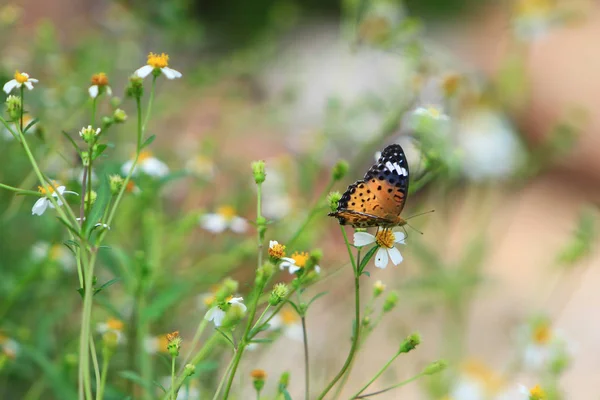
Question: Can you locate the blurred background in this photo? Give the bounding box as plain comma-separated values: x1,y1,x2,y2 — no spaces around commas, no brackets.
0,0,599,398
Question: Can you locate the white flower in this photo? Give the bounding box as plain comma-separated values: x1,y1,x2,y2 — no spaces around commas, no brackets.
279,251,318,274
134,52,182,80
412,105,450,121
271,308,304,342
204,297,247,327
79,125,101,138
0,335,20,359
199,206,248,234
121,151,169,178
32,182,78,216
30,242,76,272
353,230,405,269
450,360,512,400
88,73,112,98
3,71,38,93
96,318,126,344
516,318,571,371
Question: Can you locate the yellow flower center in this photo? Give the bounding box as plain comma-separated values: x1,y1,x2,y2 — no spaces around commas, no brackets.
147,52,169,69
38,181,59,195
217,206,237,220
290,251,310,268
463,360,504,395
158,335,170,353
280,309,300,325
375,230,395,248
138,150,152,162
49,244,62,261
14,71,28,83
427,107,441,118
268,243,286,259
203,295,216,307
532,323,552,345
91,72,109,86
106,318,124,331
529,385,546,399
374,280,386,291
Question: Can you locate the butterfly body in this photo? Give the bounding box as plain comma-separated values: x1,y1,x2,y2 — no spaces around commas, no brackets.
329,144,409,228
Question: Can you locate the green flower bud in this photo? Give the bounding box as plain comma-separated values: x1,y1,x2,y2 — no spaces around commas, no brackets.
398,333,421,354
269,283,289,306
101,116,113,130
332,160,349,181
184,363,196,376
81,152,90,167
373,280,386,297
79,125,101,144
84,190,97,211
113,108,128,123
422,359,447,375
278,371,290,392
126,76,144,99
327,191,342,212
109,174,124,195
251,369,267,393
102,331,119,354
5,95,21,120
166,331,182,357
251,160,266,184
383,291,399,313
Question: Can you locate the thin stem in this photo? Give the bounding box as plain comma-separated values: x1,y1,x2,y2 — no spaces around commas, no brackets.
287,179,335,247
96,354,110,400
80,167,88,225
170,356,176,400
316,232,361,400
0,182,41,196
252,304,271,330
301,316,310,400
211,356,235,400
141,76,157,140
352,352,400,398
256,182,263,268
79,250,96,400
354,373,425,399
179,318,208,371
89,336,101,397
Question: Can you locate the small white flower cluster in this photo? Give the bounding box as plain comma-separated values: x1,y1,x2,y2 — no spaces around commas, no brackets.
353,230,406,269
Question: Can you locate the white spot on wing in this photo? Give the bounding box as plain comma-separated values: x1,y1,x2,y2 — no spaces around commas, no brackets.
400,167,408,176
385,161,395,172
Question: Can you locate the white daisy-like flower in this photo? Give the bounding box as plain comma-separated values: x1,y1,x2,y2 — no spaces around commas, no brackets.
199,206,248,234
96,318,126,344
3,71,38,93
134,52,182,80
516,317,571,372
0,334,20,359
412,105,450,121
450,359,512,400
279,251,320,274
30,242,76,272
204,296,247,327
121,151,170,178
143,334,169,355
353,230,405,269
32,181,78,216
88,73,112,98
270,307,304,342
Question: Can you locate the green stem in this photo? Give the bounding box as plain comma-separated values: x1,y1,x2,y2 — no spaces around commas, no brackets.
79,250,96,400
89,336,101,396
352,352,400,398
96,350,111,400
211,356,235,400
170,355,176,400
180,318,208,371
252,305,271,330
301,316,310,400
287,179,335,247
316,231,361,400
354,373,425,399
141,76,157,141
0,182,41,196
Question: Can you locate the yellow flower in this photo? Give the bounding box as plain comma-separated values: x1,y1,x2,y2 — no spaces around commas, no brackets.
3,70,38,93
134,52,182,80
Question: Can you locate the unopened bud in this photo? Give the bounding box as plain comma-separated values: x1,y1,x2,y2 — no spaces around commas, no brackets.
251,160,266,184
383,291,399,312
327,191,342,212
269,283,289,306
422,359,447,375
398,333,421,354
332,160,349,181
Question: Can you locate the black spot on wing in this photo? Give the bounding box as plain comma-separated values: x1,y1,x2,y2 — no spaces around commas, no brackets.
363,144,409,201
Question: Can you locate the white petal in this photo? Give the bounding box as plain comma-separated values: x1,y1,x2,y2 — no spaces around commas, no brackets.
229,216,248,233
393,231,406,244
24,82,34,90
279,260,293,270
374,247,389,269
141,157,169,177
288,265,301,274
387,247,403,265
314,265,321,274
3,80,18,94
269,240,279,248
106,86,112,96
229,297,244,304
200,214,227,233
134,65,154,78
232,302,247,313
88,85,99,98
161,67,182,79
353,232,376,247
28,78,39,83
212,309,226,327
270,314,282,328
32,198,48,215
121,160,136,176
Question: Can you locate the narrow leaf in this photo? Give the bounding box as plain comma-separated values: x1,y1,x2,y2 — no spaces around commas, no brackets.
358,246,379,273
140,134,156,149
94,278,120,295
61,130,80,153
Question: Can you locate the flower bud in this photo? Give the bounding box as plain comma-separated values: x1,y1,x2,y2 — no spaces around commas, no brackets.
109,175,124,195
79,125,101,144
215,278,238,302
126,76,144,99
327,191,342,212
251,369,267,393
256,262,275,286
373,280,386,297
113,108,128,123
251,160,266,184
269,283,289,306
102,331,119,355
278,371,290,392
84,190,97,211
422,359,447,375
332,160,349,181
383,291,399,313
398,333,421,354
5,95,21,120
166,331,182,357
184,363,196,376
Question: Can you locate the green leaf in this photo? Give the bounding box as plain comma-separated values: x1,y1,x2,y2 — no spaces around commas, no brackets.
361,270,370,277
61,130,80,153
83,175,111,237
249,323,271,338
250,338,273,344
94,278,120,295
21,345,77,400
215,328,235,348
306,291,328,308
281,387,293,400
57,216,82,238
63,239,79,256
92,143,108,160
358,245,379,273
24,117,39,133
284,300,301,315
141,282,192,323
140,134,156,149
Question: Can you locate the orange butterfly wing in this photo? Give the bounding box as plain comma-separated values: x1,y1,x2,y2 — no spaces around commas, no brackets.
329,144,409,228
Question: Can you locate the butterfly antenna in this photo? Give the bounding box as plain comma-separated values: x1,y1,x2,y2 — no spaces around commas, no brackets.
406,209,435,220
405,222,424,235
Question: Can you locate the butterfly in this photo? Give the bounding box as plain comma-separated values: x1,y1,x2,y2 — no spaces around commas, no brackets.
329,144,409,228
